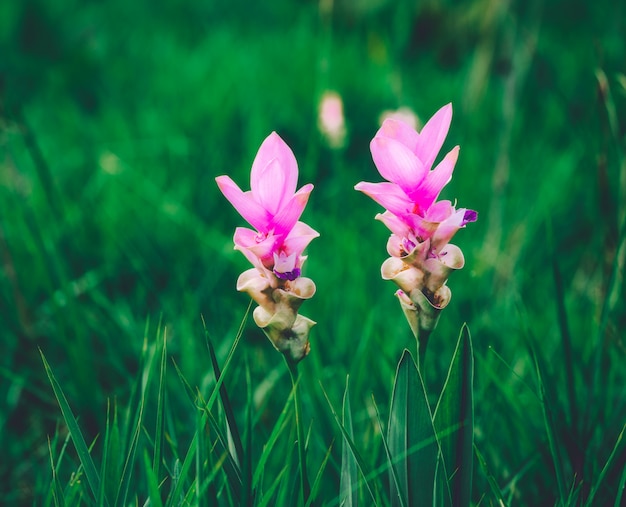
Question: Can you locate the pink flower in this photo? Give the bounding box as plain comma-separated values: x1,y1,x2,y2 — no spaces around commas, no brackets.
216,132,319,280
355,103,476,256
318,90,347,148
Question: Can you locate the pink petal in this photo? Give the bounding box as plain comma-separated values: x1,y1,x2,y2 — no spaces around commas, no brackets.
270,183,314,237
254,157,291,215
354,181,413,216
409,216,441,241
430,208,466,253
410,146,458,210
273,251,298,273
234,227,279,267
414,103,453,169
232,227,262,248
370,137,427,193
281,221,320,256
232,228,267,269
385,235,405,257
216,176,270,232
375,210,412,238
424,200,454,222
250,132,298,204
376,118,420,153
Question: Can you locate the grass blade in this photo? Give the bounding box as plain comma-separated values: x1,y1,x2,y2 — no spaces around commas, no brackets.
143,449,164,507
195,405,206,507
371,393,406,507
340,376,358,507
257,465,289,507
203,317,244,468
47,434,66,507
474,444,506,507
285,359,311,505
388,350,438,507
116,392,145,506
585,423,625,506
167,413,204,506
40,349,103,504
433,324,474,506
167,310,248,505
320,381,380,506
614,463,626,507
153,328,168,479
530,346,567,502
306,441,333,507
251,384,293,487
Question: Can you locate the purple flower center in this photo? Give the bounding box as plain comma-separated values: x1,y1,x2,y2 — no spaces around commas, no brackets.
462,209,478,225
402,237,416,255
274,267,301,281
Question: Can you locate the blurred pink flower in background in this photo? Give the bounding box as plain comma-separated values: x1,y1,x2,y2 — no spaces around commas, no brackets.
378,106,419,131
317,90,347,148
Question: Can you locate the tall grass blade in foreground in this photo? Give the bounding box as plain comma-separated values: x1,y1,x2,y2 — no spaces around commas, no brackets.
167,311,248,504
321,382,380,505
152,327,168,485
530,346,567,502
474,443,507,506
585,423,626,506
286,359,311,505
387,350,438,506
433,325,474,506
40,349,103,504
339,377,358,507
204,320,245,469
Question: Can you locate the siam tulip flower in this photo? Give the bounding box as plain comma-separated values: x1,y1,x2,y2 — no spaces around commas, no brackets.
216,132,319,283
216,132,319,363
355,103,477,361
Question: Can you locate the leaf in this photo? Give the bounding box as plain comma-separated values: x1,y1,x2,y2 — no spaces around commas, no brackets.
306,441,333,507
166,308,247,506
203,318,244,468
614,463,626,507
585,423,626,507
153,327,168,479
320,382,380,505
252,388,293,488
47,433,67,507
340,376,358,507
474,444,506,506
40,349,103,505
372,394,405,507
116,389,145,506
530,346,567,502
143,449,164,507
387,350,438,507
433,324,474,506
285,359,311,505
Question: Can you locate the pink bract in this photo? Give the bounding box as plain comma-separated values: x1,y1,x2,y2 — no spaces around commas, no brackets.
355,103,476,255
216,132,318,279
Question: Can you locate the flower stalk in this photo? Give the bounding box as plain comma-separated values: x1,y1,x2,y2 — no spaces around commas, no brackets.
285,358,311,503
216,132,319,363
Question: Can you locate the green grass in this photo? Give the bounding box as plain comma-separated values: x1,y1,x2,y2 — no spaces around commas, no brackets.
1,0,625,504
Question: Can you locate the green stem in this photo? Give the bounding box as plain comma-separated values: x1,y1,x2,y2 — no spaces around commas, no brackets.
285,358,310,505
417,328,431,374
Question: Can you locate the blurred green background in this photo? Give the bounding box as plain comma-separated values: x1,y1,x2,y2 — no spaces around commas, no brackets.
1,0,625,504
